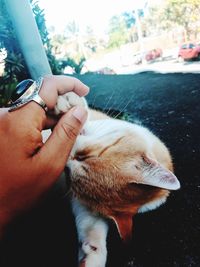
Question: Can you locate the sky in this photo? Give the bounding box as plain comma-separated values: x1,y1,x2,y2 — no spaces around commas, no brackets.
38,0,147,36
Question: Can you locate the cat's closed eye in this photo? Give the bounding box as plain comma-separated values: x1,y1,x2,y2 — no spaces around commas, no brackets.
135,164,141,170
75,154,94,161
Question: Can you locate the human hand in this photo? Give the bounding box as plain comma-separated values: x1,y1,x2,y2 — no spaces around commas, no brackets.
0,75,89,234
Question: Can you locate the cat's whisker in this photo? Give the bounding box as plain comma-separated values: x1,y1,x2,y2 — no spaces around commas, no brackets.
94,122,108,133
92,116,112,133
103,91,115,114
106,93,124,117
92,120,106,134
61,189,71,199
89,94,98,109
95,96,133,133
95,98,132,132
89,93,115,133
112,95,134,120
93,96,129,133
108,97,128,118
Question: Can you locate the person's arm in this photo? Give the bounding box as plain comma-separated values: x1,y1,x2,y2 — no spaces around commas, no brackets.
0,75,89,235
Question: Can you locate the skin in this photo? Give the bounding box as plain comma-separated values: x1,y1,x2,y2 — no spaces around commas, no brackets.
0,75,89,236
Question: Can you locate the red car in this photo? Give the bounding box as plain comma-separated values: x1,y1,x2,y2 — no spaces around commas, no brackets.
178,43,200,60
145,48,163,61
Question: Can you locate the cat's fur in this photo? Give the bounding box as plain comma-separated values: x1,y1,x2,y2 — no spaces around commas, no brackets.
44,92,180,267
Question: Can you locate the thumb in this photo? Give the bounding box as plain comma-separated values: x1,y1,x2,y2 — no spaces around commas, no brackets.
38,106,87,177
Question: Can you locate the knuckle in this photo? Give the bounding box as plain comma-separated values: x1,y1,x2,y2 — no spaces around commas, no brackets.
73,77,82,87
25,129,43,156
43,75,56,89
25,129,42,147
43,74,54,81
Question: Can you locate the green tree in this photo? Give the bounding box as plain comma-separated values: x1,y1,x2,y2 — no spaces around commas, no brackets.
0,0,61,106
163,0,200,40
0,0,29,106
51,34,67,56
84,26,98,54
64,20,80,40
107,15,129,48
122,12,136,29
30,0,62,74
145,0,200,40
64,20,87,59
50,21,87,74
60,57,85,74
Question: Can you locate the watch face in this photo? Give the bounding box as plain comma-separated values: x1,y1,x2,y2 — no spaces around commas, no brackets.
11,79,34,102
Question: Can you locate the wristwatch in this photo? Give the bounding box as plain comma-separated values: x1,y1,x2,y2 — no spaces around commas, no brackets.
8,77,48,112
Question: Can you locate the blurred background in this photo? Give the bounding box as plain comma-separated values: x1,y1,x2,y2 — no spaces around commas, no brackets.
0,0,200,104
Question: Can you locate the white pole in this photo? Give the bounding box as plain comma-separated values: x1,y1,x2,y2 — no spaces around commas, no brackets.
4,0,52,80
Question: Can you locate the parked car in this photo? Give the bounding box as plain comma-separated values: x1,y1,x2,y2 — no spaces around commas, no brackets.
95,67,116,74
145,48,163,61
178,43,200,61
132,53,142,65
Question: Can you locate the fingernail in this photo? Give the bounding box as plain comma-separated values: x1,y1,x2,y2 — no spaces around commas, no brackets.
81,85,90,96
72,106,87,124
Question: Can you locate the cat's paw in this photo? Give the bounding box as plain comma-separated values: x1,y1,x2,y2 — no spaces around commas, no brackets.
82,240,98,254
54,92,87,115
79,240,107,267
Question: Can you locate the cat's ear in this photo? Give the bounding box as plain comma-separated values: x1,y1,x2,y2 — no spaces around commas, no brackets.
134,155,180,190
110,212,136,244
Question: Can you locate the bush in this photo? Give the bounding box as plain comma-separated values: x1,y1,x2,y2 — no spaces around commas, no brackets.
0,0,61,107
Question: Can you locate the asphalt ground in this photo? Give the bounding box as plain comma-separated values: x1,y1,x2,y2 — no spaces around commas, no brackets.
1,72,199,267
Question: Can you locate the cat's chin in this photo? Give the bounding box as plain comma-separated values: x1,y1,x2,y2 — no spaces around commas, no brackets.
138,196,168,213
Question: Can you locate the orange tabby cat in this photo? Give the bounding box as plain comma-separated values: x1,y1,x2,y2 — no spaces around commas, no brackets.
49,92,180,267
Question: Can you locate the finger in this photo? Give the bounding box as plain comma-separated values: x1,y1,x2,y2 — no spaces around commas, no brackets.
40,75,90,109
54,75,89,96
44,115,59,129
35,105,88,178
7,102,46,132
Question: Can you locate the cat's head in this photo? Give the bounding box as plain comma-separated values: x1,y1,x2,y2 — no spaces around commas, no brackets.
67,118,180,242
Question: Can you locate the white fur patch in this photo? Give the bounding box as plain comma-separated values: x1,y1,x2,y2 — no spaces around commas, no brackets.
72,199,108,267
138,196,167,213
54,92,88,115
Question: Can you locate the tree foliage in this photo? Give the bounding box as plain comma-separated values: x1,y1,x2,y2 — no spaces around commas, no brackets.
0,0,61,106
145,0,200,40
163,0,200,39
30,0,62,74
61,57,85,74
0,0,29,106
107,15,130,48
